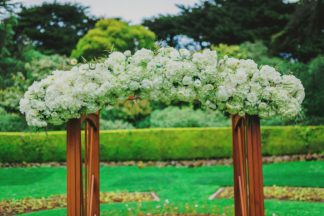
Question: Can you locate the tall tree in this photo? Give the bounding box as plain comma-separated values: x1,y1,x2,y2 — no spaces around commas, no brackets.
0,14,24,88
14,2,97,55
71,19,156,59
0,0,19,60
270,0,324,62
0,0,15,17
143,0,296,48
293,55,324,120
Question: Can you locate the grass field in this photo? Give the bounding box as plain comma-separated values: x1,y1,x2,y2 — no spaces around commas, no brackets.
0,161,323,215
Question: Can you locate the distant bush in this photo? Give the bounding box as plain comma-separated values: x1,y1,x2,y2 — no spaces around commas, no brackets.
211,43,247,59
101,119,134,130
212,41,268,61
149,107,230,128
0,51,70,113
0,126,323,163
303,56,324,118
100,100,152,126
239,41,268,62
0,108,27,132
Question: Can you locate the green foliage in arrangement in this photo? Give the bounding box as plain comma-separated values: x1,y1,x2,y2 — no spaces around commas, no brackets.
71,19,156,59
0,126,323,163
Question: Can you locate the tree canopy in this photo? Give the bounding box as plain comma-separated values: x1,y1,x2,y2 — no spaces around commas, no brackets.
14,2,97,55
71,19,156,59
0,1,20,72
302,56,324,118
0,0,17,15
270,0,324,62
0,16,23,87
143,0,295,48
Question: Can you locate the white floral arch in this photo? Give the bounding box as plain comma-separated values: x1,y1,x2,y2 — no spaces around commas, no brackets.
19,47,305,216
20,47,304,127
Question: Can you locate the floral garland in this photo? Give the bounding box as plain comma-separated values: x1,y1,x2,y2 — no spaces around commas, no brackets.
19,48,305,127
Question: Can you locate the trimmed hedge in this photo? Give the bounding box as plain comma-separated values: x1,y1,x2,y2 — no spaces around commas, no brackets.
0,126,323,163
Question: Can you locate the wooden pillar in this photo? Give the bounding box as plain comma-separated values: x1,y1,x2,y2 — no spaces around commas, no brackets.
232,115,264,216
66,118,83,216
84,113,100,216
66,113,100,216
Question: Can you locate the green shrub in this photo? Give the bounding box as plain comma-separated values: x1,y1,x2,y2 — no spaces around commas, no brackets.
0,108,28,131
0,131,66,162
303,56,324,118
211,41,268,62
211,43,248,59
0,51,71,112
99,128,232,161
100,99,152,125
0,126,323,163
101,119,134,130
149,107,230,128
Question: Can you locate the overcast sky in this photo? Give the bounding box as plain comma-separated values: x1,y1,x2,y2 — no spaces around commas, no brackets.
18,0,200,24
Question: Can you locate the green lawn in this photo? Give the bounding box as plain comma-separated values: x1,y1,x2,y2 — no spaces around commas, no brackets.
0,161,323,215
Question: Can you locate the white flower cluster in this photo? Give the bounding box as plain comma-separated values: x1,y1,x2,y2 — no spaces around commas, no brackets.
204,58,305,118
20,47,305,127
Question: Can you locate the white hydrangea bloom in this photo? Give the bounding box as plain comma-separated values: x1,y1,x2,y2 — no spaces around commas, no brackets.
20,47,305,127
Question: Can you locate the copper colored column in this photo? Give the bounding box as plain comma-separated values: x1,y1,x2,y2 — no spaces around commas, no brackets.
246,116,264,216
84,113,100,216
66,113,100,216
67,118,83,216
232,115,264,216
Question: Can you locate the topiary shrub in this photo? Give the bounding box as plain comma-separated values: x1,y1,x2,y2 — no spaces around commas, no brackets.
149,107,230,128
0,126,323,163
